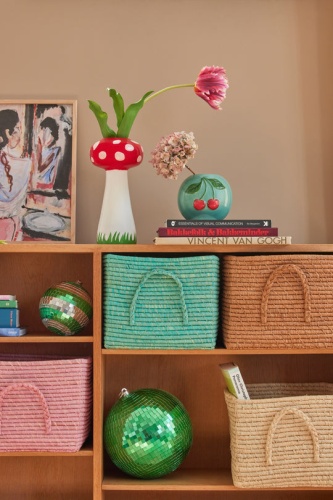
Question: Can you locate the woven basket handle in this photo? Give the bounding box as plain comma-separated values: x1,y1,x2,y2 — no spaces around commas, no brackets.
0,382,52,435
130,268,188,326
261,264,311,324
266,406,319,466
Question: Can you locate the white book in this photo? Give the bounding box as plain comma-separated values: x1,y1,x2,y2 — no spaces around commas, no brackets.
154,236,292,245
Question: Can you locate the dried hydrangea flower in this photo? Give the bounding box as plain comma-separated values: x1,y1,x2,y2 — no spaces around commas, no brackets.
150,131,198,180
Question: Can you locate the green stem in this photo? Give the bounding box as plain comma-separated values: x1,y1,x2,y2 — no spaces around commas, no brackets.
200,180,207,200
144,83,194,103
208,179,215,198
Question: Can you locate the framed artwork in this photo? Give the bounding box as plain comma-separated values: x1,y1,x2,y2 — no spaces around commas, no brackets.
0,100,76,242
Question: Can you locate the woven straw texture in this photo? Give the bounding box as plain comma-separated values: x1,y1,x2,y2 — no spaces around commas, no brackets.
103,254,220,349
225,383,333,488
0,355,92,452
222,254,333,348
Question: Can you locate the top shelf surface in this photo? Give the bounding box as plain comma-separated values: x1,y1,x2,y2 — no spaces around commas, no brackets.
1,243,333,254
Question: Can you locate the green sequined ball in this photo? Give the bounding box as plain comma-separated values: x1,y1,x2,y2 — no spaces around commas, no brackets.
39,281,93,336
104,388,193,479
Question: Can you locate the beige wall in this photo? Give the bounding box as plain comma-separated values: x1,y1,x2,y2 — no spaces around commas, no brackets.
3,0,333,243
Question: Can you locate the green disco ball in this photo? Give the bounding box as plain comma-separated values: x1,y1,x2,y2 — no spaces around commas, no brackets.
104,388,193,479
39,281,93,336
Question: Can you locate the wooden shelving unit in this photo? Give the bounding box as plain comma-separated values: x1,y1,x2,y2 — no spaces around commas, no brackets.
0,243,332,499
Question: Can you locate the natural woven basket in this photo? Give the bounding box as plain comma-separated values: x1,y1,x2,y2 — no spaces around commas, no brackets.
224,383,333,488
222,254,333,348
103,254,220,349
0,355,92,452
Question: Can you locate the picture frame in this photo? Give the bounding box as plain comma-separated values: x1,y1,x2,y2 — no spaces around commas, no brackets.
0,99,77,242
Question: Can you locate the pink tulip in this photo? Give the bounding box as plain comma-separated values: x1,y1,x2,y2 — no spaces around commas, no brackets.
194,66,229,110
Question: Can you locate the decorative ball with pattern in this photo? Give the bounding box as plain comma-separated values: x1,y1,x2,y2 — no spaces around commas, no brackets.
39,281,93,336
104,388,193,479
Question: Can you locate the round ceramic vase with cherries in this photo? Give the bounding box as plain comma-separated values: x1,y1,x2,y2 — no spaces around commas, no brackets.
90,138,143,244
178,173,232,220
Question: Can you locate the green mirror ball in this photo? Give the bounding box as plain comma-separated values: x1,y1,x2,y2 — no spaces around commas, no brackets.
39,281,93,336
104,388,193,479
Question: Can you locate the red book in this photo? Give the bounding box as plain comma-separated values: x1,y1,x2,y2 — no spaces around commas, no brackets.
157,227,279,237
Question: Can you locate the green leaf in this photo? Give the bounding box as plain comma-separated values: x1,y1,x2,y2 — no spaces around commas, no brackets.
108,89,124,128
88,100,116,138
117,90,154,138
207,178,225,190
185,180,202,194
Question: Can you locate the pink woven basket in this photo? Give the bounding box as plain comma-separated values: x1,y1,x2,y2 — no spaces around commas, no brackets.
0,355,92,452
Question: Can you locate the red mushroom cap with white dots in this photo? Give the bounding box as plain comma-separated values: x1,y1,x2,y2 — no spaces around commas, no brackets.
90,138,143,171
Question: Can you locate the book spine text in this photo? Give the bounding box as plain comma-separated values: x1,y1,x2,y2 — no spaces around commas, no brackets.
220,363,250,400
154,236,292,245
158,227,278,237
166,219,272,228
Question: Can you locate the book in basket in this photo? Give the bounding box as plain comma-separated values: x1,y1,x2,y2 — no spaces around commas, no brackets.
220,363,250,400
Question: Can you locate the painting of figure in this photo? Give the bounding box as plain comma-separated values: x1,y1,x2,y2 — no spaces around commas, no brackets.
0,101,76,242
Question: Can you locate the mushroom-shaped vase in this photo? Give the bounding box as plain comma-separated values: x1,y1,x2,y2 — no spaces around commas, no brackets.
90,138,143,244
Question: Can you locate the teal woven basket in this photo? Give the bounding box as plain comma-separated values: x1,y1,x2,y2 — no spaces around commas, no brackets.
103,254,220,349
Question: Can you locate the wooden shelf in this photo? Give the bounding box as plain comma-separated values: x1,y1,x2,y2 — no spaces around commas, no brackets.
0,334,94,343
0,243,97,254
97,243,333,254
102,348,333,355
102,469,332,491
2,243,333,255
102,469,234,491
0,244,95,499
1,243,333,499
0,444,93,457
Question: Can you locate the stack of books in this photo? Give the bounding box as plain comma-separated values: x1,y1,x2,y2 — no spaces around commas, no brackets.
0,295,27,336
153,219,292,245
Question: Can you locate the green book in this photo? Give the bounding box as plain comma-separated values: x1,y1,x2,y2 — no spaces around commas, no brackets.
0,300,18,308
